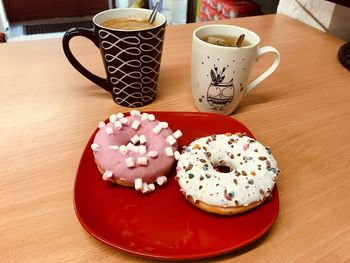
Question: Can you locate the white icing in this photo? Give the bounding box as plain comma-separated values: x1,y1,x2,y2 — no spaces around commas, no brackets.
176,134,279,207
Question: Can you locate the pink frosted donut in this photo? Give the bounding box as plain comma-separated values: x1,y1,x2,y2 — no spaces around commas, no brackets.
91,110,182,193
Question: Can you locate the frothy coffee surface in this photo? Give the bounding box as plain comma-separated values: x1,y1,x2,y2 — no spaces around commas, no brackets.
101,18,156,30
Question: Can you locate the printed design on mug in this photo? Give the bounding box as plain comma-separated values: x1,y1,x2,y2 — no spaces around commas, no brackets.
98,28,165,107
206,66,234,110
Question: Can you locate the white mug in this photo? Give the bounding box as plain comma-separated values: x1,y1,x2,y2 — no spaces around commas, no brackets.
191,24,280,115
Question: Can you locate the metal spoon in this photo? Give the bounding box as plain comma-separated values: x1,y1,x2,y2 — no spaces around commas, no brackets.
234,34,245,47
148,1,160,24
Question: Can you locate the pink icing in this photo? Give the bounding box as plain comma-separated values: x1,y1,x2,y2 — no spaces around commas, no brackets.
93,114,178,184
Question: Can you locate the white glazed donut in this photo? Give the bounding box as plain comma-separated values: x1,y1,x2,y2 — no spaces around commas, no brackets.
175,133,280,215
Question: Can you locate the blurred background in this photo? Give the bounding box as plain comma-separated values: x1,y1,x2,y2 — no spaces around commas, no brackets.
0,0,278,42
0,0,349,42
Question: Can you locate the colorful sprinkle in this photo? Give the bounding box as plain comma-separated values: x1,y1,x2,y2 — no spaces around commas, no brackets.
224,189,234,201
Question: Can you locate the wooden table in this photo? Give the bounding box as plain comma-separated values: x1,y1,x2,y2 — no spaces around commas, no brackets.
1,14,349,262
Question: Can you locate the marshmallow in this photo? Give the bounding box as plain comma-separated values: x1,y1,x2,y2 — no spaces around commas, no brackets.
125,157,136,168
120,118,129,125
131,120,141,130
119,145,128,154
148,183,155,191
134,178,143,190
139,135,147,144
126,143,139,153
102,170,113,181
173,130,183,139
156,176,167,185
130,134,140,144
174,151,181,160
91,143,100,151
165,147,174,157
141,113,149,121
148,114,155,121
139,145,147,154
98,122,105,129
109,145,119,150
114,121,122,130
152,125,162,135
166,135,177,146
130,110,141,116
159,122,168,128
137,157,148,166
147,151,158,158
116,112,124,119
105,127,114,135
109,114,118,123
141,182,150,193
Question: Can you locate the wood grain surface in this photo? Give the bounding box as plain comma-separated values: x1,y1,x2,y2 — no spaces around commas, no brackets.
1,14,349,262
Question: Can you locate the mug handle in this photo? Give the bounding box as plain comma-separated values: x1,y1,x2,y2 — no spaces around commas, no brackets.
62,27,110,92
245,46,280,93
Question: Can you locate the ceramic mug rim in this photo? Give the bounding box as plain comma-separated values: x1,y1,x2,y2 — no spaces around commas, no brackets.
93,8,167,32
193,24,261,49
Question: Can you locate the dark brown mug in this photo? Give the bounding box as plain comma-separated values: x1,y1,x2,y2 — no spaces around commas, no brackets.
62,8,166,107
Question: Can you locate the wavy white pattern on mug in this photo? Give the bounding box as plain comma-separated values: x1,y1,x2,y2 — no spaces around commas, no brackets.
99,30,140,47
99,28,164,107
141,67,158,75
107,60,141,74
138,29,165,41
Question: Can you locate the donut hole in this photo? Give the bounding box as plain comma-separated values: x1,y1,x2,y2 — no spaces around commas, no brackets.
214,165,232,173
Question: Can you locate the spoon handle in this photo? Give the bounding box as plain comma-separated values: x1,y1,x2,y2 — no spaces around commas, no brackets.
148,1,160,24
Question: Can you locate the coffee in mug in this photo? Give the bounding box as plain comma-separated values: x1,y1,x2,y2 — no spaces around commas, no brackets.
62,8,166,108
101,18,158,30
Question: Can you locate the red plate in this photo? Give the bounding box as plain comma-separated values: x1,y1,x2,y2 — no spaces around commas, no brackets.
74,112,279,260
